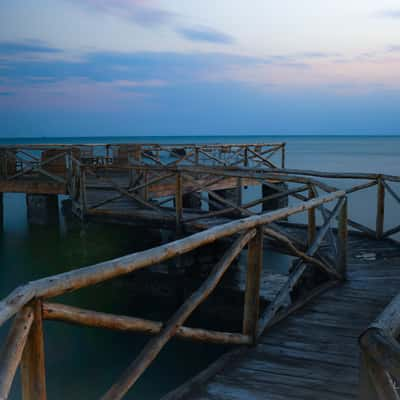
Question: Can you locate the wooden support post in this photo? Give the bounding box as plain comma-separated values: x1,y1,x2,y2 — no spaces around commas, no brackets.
143,170,149,201
244,148,249,167
175,173,183,234
337,198,348,279
0,192,3,230
21,300,47,400
281,144,286,169
80,166,87,219
243,227,263,344
26,194,59,225
0,306,34,400
194,147,199,165
376,177,385,240
236,177,242,207
307,187,316,245
0,150,5,178
359,351,380,400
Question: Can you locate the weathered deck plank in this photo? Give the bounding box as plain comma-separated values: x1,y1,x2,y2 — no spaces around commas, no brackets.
164,237,400,400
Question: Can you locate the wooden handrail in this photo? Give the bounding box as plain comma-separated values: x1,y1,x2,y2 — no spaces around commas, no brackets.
42,302,252,345
0,190,345,328
100,229,255,400
359,292,400,399
0,188,346,399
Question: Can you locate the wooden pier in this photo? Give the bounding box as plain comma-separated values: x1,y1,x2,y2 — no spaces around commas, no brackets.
0,142,400,399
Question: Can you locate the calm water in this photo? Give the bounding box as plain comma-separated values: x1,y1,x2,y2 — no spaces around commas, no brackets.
1,135,400,398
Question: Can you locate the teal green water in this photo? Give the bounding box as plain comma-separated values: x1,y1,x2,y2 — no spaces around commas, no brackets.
0,194,227,399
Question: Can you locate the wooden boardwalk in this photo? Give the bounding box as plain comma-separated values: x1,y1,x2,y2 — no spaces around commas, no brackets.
164,235,400,400
2,142,400,399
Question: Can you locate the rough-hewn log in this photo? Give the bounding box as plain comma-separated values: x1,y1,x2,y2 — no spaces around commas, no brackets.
42,302,251,345
20,300,47,400
263,226,340,279
307,186,316,245
371,292,400,338
362,350,400,400
175,173,183,232
0,306,34,400
243,228,263,343
100,229,256,400
376,177,385,240
360,328,400,379
257,197,345,336
359,351,382,400
337,198,348,279
0,190,345,327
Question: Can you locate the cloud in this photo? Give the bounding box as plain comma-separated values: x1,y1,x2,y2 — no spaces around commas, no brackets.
177,26,234,44
69,0,176,27
0,40,61,56
377,9,400,18
0,50,260,85
388,45,400,52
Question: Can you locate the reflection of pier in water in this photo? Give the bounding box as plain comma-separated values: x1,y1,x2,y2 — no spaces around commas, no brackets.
0,142,400,399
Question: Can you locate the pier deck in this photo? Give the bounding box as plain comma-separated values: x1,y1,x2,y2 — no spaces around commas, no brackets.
165,235,400,400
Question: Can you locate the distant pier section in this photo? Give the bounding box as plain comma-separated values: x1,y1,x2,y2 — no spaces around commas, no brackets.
0,142,286,226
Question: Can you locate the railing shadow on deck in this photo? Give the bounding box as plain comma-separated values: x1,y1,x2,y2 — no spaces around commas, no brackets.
0,191,346,400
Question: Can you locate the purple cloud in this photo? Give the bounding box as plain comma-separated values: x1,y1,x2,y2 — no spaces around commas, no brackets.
70,0,176,26
377,9,400,18
388,45,400,52
177,26,234,44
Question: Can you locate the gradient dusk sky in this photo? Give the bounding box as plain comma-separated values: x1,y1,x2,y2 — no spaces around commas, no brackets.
1,0,400,136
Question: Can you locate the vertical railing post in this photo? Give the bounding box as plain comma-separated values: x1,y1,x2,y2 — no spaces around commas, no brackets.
66,149,72,195
359,350,382,400
337,198,348,279
21,299,47,400
175,172,183,234
376,176,385,240
194,147,199,165
244,147,249,167
243,227,263,344
143,170,149,201
0,150,5,178
236,177,242,207
80,165,87,219
307,186,316,245
281,143,286,169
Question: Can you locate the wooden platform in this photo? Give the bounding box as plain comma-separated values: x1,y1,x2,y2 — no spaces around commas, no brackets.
164,234,400,400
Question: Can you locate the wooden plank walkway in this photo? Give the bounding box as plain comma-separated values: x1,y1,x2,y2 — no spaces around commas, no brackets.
165,235,400,400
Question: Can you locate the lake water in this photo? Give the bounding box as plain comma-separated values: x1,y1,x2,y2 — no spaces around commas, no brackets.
1,135,400,399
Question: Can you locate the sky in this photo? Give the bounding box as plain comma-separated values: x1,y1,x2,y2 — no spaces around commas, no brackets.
1,0,400,136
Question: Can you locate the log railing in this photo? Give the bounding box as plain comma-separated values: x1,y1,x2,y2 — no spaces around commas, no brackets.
0,146,70,188
359,293,400,399
0,191,346,400
0,143,285,180
172,166,400,242
77,162,400,243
